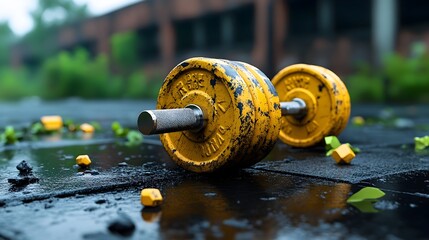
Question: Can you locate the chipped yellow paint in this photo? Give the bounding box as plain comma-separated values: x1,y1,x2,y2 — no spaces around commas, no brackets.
157,57,255,173
272,64,351,147
237,61,281,167
221,60,267,167
312,66,351,137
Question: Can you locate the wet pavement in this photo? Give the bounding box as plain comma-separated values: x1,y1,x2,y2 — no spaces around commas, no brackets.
1,100,429,240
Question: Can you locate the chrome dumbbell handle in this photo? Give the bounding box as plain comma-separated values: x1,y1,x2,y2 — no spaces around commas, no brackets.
138,98,307,135
138,104,205,135
280,98,307,119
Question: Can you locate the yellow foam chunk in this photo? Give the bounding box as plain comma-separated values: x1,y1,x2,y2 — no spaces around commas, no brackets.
141,188,163,207
76,155,92,167
40,116,63,131
332,144,355,164
352,116,365,126
80,123,95,133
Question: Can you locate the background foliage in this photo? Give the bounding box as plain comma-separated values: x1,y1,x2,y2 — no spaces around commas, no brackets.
0,0,162,101
1,0,429,102
347,52,429,103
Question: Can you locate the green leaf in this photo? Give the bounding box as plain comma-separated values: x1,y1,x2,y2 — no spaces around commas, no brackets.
347,187,385,203
125,130,143,146
325,136,341,151
31,122,46,135
89,121,102,131
3,126,18,144
415,136,429,151
348,201,380,213
63,119,77,132
111,121,129,137
111,121,121,132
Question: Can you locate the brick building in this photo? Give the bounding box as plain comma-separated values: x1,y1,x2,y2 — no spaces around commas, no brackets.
11,0,429,78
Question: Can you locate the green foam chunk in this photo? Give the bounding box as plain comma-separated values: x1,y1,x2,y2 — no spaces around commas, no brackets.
347,187,385,203
326,148,335,156
415,136,429,151
324,136,341,151
346,143,361,154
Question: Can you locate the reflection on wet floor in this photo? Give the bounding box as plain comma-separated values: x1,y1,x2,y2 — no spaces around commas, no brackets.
2,165,428,239
157,173,352,239
0,136,170,199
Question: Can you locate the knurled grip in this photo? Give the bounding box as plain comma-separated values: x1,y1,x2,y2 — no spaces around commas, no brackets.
138,105,205,135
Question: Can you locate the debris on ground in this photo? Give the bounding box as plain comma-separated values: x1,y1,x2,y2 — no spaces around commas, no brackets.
76,155,92,168
118,162,128,167
141,188,163,207
324,136,360,160
0,126,21,145
64,119,77,132
40,115,63,131
8,177,39,187
112,121,143,146
31,122,47,134
346,143,361,154
347,187,385,203
16,160,33,176
83,169,100,175
347,187,386,213
352,116,365,126
125,131,144,146
325,136,341,151
415,136,429,151
7,160,39,188
80,123,95,133
332,144,356,164
107,212,136,237
112,121,129,137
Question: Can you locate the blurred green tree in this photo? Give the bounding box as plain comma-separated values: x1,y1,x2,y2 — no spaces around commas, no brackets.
0,22,15,66
111,32,139,72
23,0,90,66
41,48,122,99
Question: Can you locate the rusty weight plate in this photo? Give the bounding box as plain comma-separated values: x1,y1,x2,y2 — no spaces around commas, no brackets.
272,64,351,147
221,60,273,168
157,57,256,172
233,61,281,167
311,65,350,136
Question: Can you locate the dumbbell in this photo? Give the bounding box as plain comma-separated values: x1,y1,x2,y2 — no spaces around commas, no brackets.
138,57,350,172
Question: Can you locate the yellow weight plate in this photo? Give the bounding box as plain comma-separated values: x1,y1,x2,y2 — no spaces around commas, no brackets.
238,61,281,167
311,66,350,136
272,64,343,147
222,60,270,167
157,57,256,172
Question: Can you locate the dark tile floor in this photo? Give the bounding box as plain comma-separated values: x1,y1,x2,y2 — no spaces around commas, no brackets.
0,100,428,239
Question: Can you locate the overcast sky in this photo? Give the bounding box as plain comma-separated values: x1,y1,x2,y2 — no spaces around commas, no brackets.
0,0,140,35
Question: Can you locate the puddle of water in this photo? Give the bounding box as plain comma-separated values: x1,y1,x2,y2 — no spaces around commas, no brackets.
359,170,429,195
0,135,168,198
1,169,428,239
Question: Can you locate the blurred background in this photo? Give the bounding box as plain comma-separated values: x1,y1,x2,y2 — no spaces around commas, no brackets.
0,0,429,103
